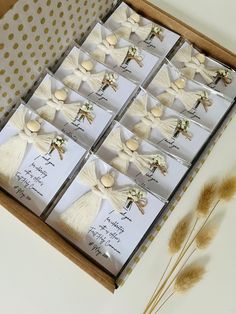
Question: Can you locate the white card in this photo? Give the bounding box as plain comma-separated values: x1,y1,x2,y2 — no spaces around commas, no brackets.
81,23,160,84
46,155,165,275
171,41,236,99
147,62,232,130
0,104,87,216
97,122,188,200
121,89,210,163
105,2,180,58
27,73,113,147
55,46,137,114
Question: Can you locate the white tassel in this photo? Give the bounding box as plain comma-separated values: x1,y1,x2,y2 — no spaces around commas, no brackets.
34,76,81,123
173,45,218,84
86,24,129,66
0,107,55,185
127,93,178,140
59,160,130,239
62,50,105,92
112,6,152,41
152,66,203,111
103,128,164,175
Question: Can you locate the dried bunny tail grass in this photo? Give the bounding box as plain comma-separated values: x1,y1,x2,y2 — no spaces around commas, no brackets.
218,176,236,201
196,181,218,217
195,225,218,249
168,213,193,255
174,264,205,294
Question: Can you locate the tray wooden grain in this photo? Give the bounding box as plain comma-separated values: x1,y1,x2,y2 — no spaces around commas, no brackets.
0,0,235,292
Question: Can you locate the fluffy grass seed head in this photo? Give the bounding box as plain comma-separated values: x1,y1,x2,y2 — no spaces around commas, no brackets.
174,264,205,294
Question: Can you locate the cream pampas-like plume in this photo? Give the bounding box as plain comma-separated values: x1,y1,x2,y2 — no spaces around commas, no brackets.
0,107,55,185
127,93,178,140
86,24,128,66
173,44,218,84
59,160,130,240
103,127,167,175
61,50,105,92
152,65,205,111
34,76,81,123
111,6,153,41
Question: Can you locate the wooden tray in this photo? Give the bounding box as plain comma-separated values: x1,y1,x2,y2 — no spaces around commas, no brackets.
0,0,235,293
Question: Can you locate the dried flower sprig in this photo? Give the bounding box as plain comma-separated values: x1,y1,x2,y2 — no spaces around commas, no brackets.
144,176,236,314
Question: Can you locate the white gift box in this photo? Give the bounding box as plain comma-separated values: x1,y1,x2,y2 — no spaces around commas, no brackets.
0,103,87,216
81,23,160,84
55,46,137,114
105,2,180,58
46,155,165,276
121,89,210,163
97,122,189,200
170,41,236,99
147,62,233,131
27,73,113,148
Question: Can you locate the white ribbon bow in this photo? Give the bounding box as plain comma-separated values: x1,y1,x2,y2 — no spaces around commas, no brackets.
62,50,105,92
86,25,129,66
127,93,178,140
111,6,153,41
152,66,204,111
59,160,130,239
0,107,55,185
173,45,218,84
34,76,81,123
103,127,165,175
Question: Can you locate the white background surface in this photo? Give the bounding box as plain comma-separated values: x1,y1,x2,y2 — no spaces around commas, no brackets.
1,1,236,313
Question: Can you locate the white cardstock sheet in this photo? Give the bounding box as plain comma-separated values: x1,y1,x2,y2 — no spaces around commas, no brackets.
81,23,160,84
0,104,86,216
147,62,232,130
55,46,137,114
105,2,180,58
46,155,165,275
171,41,236,99
27,73,113,148
121,90,210,163
97,122,188,200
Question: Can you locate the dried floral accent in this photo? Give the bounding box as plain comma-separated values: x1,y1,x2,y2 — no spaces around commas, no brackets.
195,225,218,249
102,72,119,92
78,102,95,124
168,214,192,255
174,119,192,141
127,188,147,214
123,46,143,67
218,176,236,201
150,154,167,176
174,264,205,294
49,136,66,160
196,181,217,217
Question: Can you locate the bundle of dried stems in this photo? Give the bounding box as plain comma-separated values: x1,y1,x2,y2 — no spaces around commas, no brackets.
144,176,236,313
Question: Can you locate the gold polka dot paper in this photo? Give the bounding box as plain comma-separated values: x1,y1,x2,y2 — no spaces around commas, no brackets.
0,0,113,121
